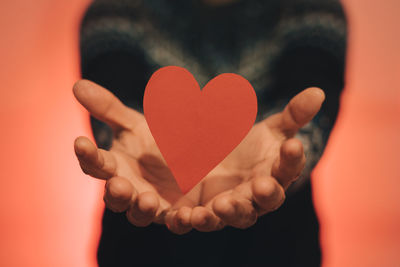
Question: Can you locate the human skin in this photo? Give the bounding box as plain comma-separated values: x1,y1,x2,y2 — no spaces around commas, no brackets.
73,80,325,234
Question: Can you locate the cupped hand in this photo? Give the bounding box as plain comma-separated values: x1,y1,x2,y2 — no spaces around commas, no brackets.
73,80,325,234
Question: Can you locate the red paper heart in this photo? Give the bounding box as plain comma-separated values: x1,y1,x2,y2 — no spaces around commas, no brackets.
143,66,257,193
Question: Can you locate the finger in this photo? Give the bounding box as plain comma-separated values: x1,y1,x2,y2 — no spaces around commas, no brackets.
126,191,159,227
166,207,193,235
176,206,192,228
191,207,223,232
73,79,142,130
74,136,116,179
104,176,136,212
272,138,306,189
251,176,285,215
213,184,257,229
266,87,325,137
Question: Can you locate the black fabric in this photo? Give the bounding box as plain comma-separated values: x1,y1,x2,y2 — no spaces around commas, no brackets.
79,0,347,266
97,183,320,267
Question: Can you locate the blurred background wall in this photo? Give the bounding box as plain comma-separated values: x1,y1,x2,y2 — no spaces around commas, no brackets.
0,0,398,266
313,0,400,266
0,1,101,266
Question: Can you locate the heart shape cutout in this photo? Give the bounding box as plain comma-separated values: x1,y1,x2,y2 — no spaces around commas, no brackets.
143,66,257,193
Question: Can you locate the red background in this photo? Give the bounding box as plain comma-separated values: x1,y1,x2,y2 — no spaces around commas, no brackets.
0,0,399,266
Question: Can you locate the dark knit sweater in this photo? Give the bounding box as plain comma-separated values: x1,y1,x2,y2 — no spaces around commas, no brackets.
80,1,347,266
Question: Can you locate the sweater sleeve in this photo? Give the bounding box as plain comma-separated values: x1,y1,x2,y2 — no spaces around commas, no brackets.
261,0,347,193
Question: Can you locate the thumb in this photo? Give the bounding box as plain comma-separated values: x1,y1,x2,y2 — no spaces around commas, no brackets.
266,87,325,137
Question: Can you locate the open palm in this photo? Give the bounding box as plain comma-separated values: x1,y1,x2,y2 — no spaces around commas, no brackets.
73,80,325,234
